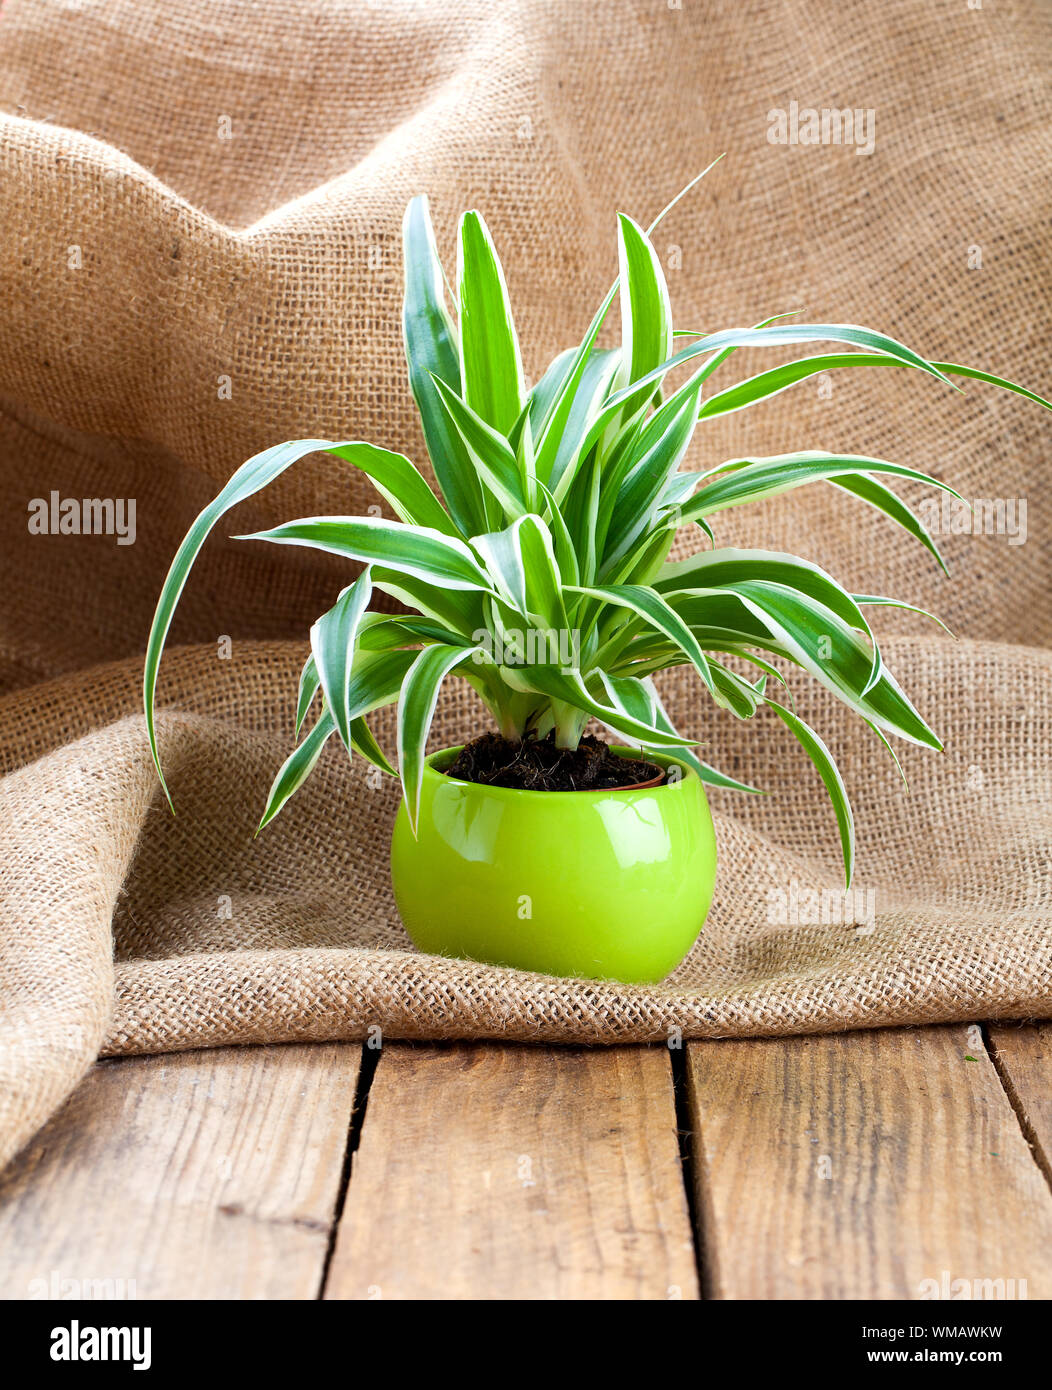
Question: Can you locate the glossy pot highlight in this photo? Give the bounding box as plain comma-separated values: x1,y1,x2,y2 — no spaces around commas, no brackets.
391,746,716,984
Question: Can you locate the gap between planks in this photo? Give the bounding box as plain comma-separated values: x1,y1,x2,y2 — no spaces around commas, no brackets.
0,1040,699,1301
0,1023,1048,1300
682,1022,1052,1300
322,1043,698,1300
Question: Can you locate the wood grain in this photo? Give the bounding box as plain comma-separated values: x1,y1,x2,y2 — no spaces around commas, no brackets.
0,1044,360,1300
325,1042,698,1300
686,1024,1052,1300
987,1022,1052,1185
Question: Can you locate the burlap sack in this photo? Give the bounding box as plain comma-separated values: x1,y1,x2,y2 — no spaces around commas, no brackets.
0,0,1049,1171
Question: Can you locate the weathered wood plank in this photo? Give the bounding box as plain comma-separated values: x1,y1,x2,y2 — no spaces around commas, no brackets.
0,1043,360,1300
686,1024,1052,1300
987,1022,1052,1185
326,1043,697,1300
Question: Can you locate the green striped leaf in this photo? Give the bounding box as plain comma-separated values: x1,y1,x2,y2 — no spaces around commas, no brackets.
349,716,396,777
535,481,581,590
261,656,410,830
515,411,538,512
236,515,495,592
854,594,955,637
335,650,417,721
698,353,1052,421
609,523,679,589
258,709,336,832
689,760,765,793
556,438,601,583
144,436,341,806
357,612,468,651
310,570,374,751
521,666,695,748
472,514,567,629
767,699,855,887
678,452,962,522
398,642,480,832
656,547,881,692
605,674,764,794
533,287,619,487
402,196,487,533
601,381,704,567
609,321,954,404
709,660,765,719
931,361,1052,410
573,315,806,476
327,442,459,537
830,473,950,574
457,210,525,433
430,374,528,517
569,582,715,694
295,654,320,737
544,347,621,499
616,213,673,420
528,347,577,435
726,581,940,748
369,567,483,637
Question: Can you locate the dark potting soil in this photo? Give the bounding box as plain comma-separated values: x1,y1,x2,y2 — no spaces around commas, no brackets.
444,731,665,792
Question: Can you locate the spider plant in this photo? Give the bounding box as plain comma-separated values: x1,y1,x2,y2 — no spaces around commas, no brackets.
144,161,1050,885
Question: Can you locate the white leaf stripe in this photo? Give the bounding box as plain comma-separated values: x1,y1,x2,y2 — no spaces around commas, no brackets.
310,571,374,751
258,709,336,832
616,213,673,420
430,373,528,517
679,452,963,521
402,196,487,534
569,582,715,694
727,582,939,748
698,353,1052,422
236,515,495,592
398,643,481,832
458,209,525,434
768,699,855,887
327,441,458,537
295,655,320,737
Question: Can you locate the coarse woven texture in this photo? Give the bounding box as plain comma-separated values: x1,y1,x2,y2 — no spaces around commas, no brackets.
0,0,1050,1170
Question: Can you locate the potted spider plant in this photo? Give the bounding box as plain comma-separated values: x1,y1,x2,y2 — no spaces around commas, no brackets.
144,162,1049,985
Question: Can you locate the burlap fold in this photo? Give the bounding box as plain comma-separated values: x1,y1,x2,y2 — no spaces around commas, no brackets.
0,0,1049,1170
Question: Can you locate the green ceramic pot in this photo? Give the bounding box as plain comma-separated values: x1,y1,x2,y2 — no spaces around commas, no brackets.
390,745,717,984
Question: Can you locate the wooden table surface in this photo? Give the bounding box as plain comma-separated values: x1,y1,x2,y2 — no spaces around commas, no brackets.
0,1022,1049,1300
